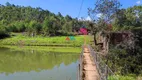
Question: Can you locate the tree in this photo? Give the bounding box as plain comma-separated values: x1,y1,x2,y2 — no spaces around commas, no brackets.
62,21,72,34
88,0,121,32
42,18,50,36
12,21,25,32
112,6,142,31
5,2,11,6
0,3,85,37
125,6,142,27
111,9,127,31
65,15,72,22
57,12,63,18
26,20,39,36
0,22,8,39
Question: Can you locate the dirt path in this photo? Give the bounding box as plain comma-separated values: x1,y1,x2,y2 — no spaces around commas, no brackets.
83,47,100,80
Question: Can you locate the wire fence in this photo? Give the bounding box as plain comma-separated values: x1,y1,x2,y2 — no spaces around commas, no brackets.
78,45,118,80
78,46,84,80
88,45,118,80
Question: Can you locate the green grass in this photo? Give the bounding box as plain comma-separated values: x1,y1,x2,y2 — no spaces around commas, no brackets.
0,33,91,47
108,75,137,80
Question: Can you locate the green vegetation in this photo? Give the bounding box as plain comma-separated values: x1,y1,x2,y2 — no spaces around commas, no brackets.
0,2,91,38
107,29,142,76
89,0,142,79
88,1,142,33
0,2,91,47
0,1,142,80
112,6,142,31
108,75,136,80
0,34,90,47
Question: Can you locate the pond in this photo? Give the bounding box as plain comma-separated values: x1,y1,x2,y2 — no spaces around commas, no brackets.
0,46,80,80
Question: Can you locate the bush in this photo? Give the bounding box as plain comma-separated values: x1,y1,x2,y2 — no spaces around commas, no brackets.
0,26,9,39
108,75,136,80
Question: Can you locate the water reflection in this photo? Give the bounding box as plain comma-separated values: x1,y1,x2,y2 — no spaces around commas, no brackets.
0,47,79,80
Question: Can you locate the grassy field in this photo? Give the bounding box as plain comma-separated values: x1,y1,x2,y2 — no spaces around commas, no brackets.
0,33,91,47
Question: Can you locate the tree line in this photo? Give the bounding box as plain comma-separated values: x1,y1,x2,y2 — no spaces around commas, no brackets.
112,6,142,31
89,6,142,34
0,2,88,38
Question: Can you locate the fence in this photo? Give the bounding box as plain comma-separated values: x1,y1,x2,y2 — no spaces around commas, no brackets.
78,46,84,80
78,45,118,80
88,45,118,80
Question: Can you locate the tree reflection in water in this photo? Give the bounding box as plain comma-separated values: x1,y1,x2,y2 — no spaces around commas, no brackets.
0,47,79,75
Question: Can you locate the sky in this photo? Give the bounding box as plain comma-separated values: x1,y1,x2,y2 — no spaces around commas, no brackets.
0,0,141,20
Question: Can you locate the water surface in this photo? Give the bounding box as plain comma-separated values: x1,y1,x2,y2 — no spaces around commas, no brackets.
0,47,80,80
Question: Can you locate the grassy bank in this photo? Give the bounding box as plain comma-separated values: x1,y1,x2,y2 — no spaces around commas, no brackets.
0,33,90,47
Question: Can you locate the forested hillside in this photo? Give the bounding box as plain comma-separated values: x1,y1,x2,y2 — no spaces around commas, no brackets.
0,2,88,38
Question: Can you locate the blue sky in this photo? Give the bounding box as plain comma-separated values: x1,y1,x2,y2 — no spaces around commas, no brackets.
0,0,141,19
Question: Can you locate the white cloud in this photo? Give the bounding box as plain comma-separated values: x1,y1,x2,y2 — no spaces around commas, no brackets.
78,17,84,21
96,13,103,18
136,0,141,4
78,16,92,21
85,16,92,21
